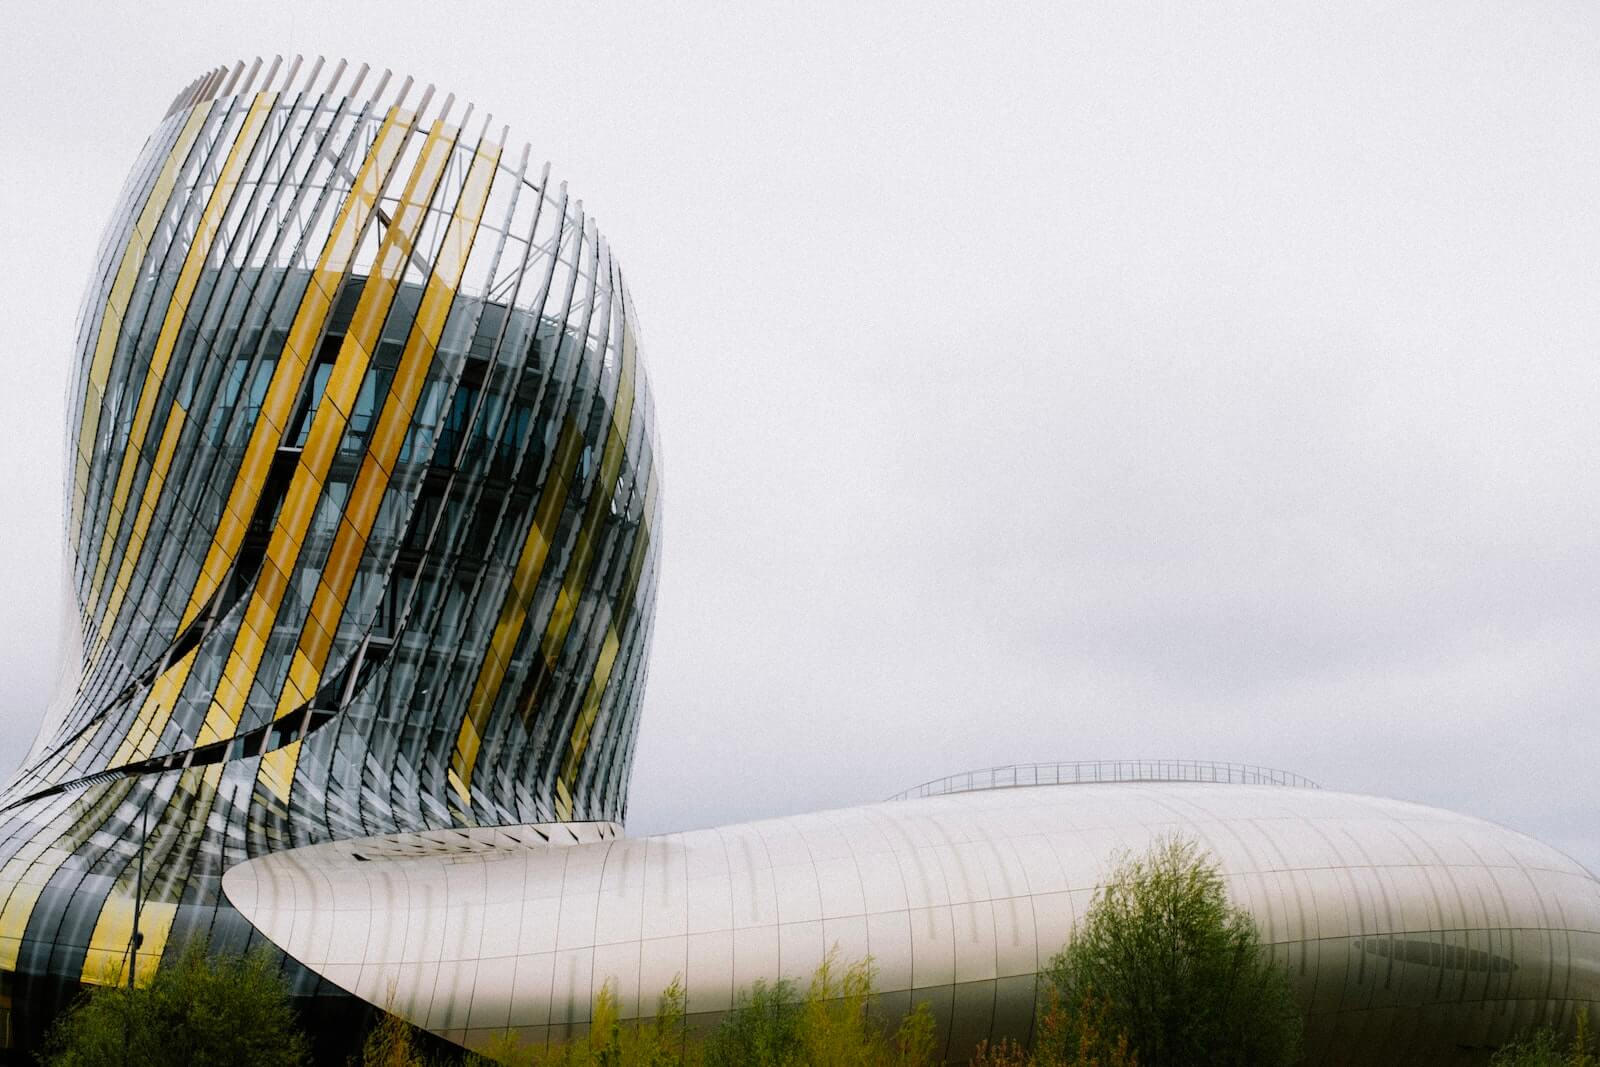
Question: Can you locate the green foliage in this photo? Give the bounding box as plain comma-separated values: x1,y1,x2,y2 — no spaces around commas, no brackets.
1491,1008,1597,1067
888,1001,937,1067
470,978,692,1067
701,977,802,1067
973,989,1137,1067
359,1005,444,1066
1037,989,1137,1067
1042,835,1302,1067
39,940,309,1067
800,951,880,1066
471,951,936,1067
971,1036,1031,1067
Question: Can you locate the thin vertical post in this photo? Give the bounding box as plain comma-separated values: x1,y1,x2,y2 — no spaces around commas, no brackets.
130,795,146,989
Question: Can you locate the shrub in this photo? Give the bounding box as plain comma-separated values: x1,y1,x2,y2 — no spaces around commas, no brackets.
475,951,936,1067
40,940,309,1067
702,976,803,1067
1042,835,1302,1067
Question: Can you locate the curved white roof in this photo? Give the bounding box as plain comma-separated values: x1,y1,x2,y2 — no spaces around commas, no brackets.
224,781,1600,1064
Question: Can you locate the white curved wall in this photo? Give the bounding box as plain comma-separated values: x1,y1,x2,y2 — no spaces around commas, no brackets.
223,784,1600,1065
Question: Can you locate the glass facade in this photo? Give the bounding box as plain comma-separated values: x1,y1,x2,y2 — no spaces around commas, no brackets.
0,57,659,1054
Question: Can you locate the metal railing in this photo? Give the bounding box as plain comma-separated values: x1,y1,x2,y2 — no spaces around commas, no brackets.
887,759,1320,801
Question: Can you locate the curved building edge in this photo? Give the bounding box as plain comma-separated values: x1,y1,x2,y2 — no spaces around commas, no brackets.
224,782,1600,1067
0,56,660,1059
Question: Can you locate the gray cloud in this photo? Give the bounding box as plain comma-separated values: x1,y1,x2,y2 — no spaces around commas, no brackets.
2,1,1595,872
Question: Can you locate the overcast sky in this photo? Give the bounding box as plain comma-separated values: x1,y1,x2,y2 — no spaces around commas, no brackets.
1,2,1595,871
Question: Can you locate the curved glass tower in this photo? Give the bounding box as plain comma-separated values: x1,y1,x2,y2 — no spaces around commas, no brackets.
0,57,659,1052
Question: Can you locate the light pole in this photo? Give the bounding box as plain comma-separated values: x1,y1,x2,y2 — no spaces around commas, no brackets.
123,782,151,1067
129,794,147,989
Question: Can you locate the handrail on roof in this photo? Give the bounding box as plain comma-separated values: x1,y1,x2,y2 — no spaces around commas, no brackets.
887,759,1320,801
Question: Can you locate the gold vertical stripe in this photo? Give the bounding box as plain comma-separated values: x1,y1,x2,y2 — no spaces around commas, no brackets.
76,764,222,985
179,105,414,632
540,327,640,820
558,630,621,784
79,899,179,986
556,464,656,798
524,329,637,693
86,93,278,619
196,120,457,746
112,648,198,765
535,427,626,673
0,780,135,970
72,104,215,538
121,107,416,765
96,404,188,642
448,419,585,804
257,738,302,805
254,142,502,801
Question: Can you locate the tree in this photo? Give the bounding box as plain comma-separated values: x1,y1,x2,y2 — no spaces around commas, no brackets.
40,940,309,1067
702,976,804,1067
1042,835,1302,1067
797,950,936,1067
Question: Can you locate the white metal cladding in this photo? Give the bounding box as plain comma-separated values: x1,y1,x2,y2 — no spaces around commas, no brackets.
223,783,1600,1066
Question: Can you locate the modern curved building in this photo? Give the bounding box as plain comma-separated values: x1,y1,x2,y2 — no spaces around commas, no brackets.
0,57,659,1055
224,772,1600,1066
1,57,1597,1065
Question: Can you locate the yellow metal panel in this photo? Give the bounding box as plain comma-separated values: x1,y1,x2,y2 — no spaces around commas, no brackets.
345,454,387,531
73,102,214,533
560,629,621,779
263,526,300,583
255,558,289,612
250,139,502,802
97,404,188,641
413,273,456,348
554,778,573,822
179,105,413,634
298,411,343,484
87,93,277,617
0,879,44,973
257,350,308,434
232,614,266,670
111,646,199,765
343,282,398,358
321,337,371,417
301,614,333,669
307,579,343,638
449,419,583,803
365,391,413,474
80,898,178,987
258,739,302,805
319,522,366,600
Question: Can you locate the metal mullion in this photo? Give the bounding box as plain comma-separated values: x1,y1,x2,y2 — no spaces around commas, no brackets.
352,146,537,830
78,75,381,775
103,80,362,721
384,172,569,824
74,95,243,614
512,223,614,810
475,195,593,815
525,249,626,807
121,67,402,771
300,112,483,838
